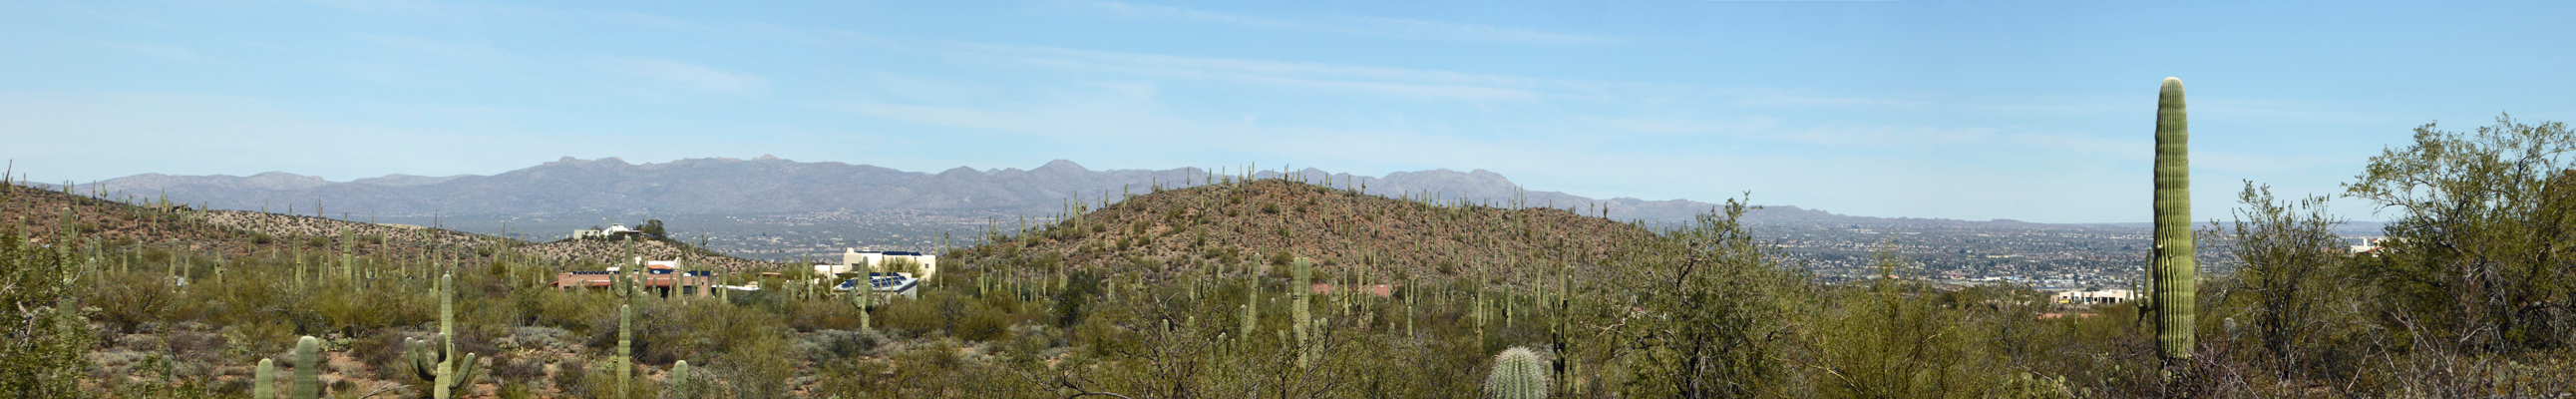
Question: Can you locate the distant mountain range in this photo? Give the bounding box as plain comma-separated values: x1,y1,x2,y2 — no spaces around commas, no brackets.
64,156,2058,226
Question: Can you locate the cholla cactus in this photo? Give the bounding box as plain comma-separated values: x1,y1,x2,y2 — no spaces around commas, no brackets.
1485,346,1549,399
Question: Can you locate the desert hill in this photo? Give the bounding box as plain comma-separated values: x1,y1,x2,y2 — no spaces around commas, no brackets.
3,181,773,271
947,177,1656,285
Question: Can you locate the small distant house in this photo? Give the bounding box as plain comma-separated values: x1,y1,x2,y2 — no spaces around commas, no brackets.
571,223,648,240
816,248,938,280
2053,289,2135,305
552,258,719,298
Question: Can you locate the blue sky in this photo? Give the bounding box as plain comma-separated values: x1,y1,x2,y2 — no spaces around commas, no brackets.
4,0,2570,223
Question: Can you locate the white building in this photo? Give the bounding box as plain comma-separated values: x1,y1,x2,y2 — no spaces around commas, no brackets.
811,248,938,279
572,223,644,240
2054,289,2136,305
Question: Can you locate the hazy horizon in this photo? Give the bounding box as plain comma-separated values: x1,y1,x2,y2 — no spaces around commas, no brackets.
7,1,2570,223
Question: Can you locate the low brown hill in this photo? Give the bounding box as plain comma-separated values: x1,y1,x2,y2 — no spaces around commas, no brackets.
5,181,774,270
954,179,1656,285
3,181,489,262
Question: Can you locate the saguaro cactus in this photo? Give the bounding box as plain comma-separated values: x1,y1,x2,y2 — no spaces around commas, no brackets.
255,358,274,399
671,360,692,399
1291,257,1313,368
850,286,872,331
405,274,482,399
619,304,634,398
293,336,321,399
2151,77,2198,362
1485,346,1549,399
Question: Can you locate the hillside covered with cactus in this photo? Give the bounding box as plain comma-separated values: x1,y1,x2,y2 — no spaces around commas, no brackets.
953,177,1653,286
2,180,778,274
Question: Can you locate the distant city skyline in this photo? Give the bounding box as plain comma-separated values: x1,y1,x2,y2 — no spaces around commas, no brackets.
5,1,2570,222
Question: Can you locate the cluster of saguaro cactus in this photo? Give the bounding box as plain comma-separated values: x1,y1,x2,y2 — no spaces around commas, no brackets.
404,273,482,399
1485,346,1549,399
2151,77,2198,364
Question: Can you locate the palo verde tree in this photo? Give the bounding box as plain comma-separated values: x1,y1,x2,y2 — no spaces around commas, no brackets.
0,227,94,398
1596,198,1800,398
2215,182,2363,381
2344,114,2576,353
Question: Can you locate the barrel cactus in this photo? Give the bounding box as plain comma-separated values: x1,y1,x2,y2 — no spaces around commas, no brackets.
1485,346,1549,399
2151,77,2197,362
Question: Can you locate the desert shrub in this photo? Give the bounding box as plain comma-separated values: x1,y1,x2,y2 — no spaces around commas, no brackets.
220,319,296,361
89,270,178,334
551,358,588,395
349,329,412,380
880,295,945,337
795,329,888,362
576,359,639,399
489,352,548,385
711,332,794,399
956,304,1014,342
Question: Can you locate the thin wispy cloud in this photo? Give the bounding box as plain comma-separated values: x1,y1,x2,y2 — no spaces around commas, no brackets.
947,43,1549,102
1037,0,1619,45
95,41,199,62
599,58,771,96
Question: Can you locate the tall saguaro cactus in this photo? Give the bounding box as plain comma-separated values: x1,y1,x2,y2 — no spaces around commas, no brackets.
293,336,321,399
850,286,873,331
406,273,482,399
616,303,633,398
1291,257,1313,368
2151,77,2198,362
